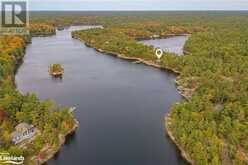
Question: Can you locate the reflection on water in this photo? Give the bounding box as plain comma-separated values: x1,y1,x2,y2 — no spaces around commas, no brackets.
51,76,63,83
16,26,187,165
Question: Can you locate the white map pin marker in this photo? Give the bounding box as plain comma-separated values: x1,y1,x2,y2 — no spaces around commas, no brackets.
155,48,163,59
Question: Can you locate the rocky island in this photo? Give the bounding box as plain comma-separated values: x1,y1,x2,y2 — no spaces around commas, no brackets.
0,25,78,165
49,64,64,77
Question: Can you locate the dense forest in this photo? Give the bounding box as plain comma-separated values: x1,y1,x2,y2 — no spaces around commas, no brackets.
69,12,248,165
1,11,248,164
0,26,76,164
29,24,56,36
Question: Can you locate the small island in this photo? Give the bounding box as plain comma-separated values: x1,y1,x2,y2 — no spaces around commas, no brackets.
49,64,64,77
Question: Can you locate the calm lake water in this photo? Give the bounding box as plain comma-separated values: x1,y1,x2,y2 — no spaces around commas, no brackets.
15,26,187,165
141,36,189,55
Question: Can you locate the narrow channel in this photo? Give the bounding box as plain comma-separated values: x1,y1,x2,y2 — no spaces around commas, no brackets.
15,26,187,165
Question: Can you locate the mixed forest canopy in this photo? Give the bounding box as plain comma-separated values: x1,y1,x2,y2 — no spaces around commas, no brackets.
69,11,248,165
0,11,248,165
0,26,75,164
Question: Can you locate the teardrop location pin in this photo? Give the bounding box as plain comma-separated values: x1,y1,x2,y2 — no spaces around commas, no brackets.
155,48,163,60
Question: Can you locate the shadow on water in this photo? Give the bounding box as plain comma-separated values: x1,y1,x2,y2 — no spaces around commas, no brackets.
50,132,77,162
64,131,77,145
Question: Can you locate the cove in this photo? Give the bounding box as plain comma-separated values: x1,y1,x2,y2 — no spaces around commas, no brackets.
140,36,189,55
15,26,187,165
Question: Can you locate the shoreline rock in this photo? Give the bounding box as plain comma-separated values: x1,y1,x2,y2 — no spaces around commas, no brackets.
73,34,194,164
165,114,194,164
32,119,79,165
76,37,182,74
13,35,78,165
75,35,191,98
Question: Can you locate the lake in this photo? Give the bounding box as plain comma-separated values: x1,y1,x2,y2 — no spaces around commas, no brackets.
141,36,189,55
15,26,187,165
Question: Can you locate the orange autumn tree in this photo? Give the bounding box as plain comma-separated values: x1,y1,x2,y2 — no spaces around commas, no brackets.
29,23,56,36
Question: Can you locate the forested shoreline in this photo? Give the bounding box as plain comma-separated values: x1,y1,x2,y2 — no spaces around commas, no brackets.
68,13,248,164
1,11,248,165
0,25,77,164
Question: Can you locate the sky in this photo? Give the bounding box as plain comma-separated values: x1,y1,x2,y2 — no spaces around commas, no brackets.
29,0,248,11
